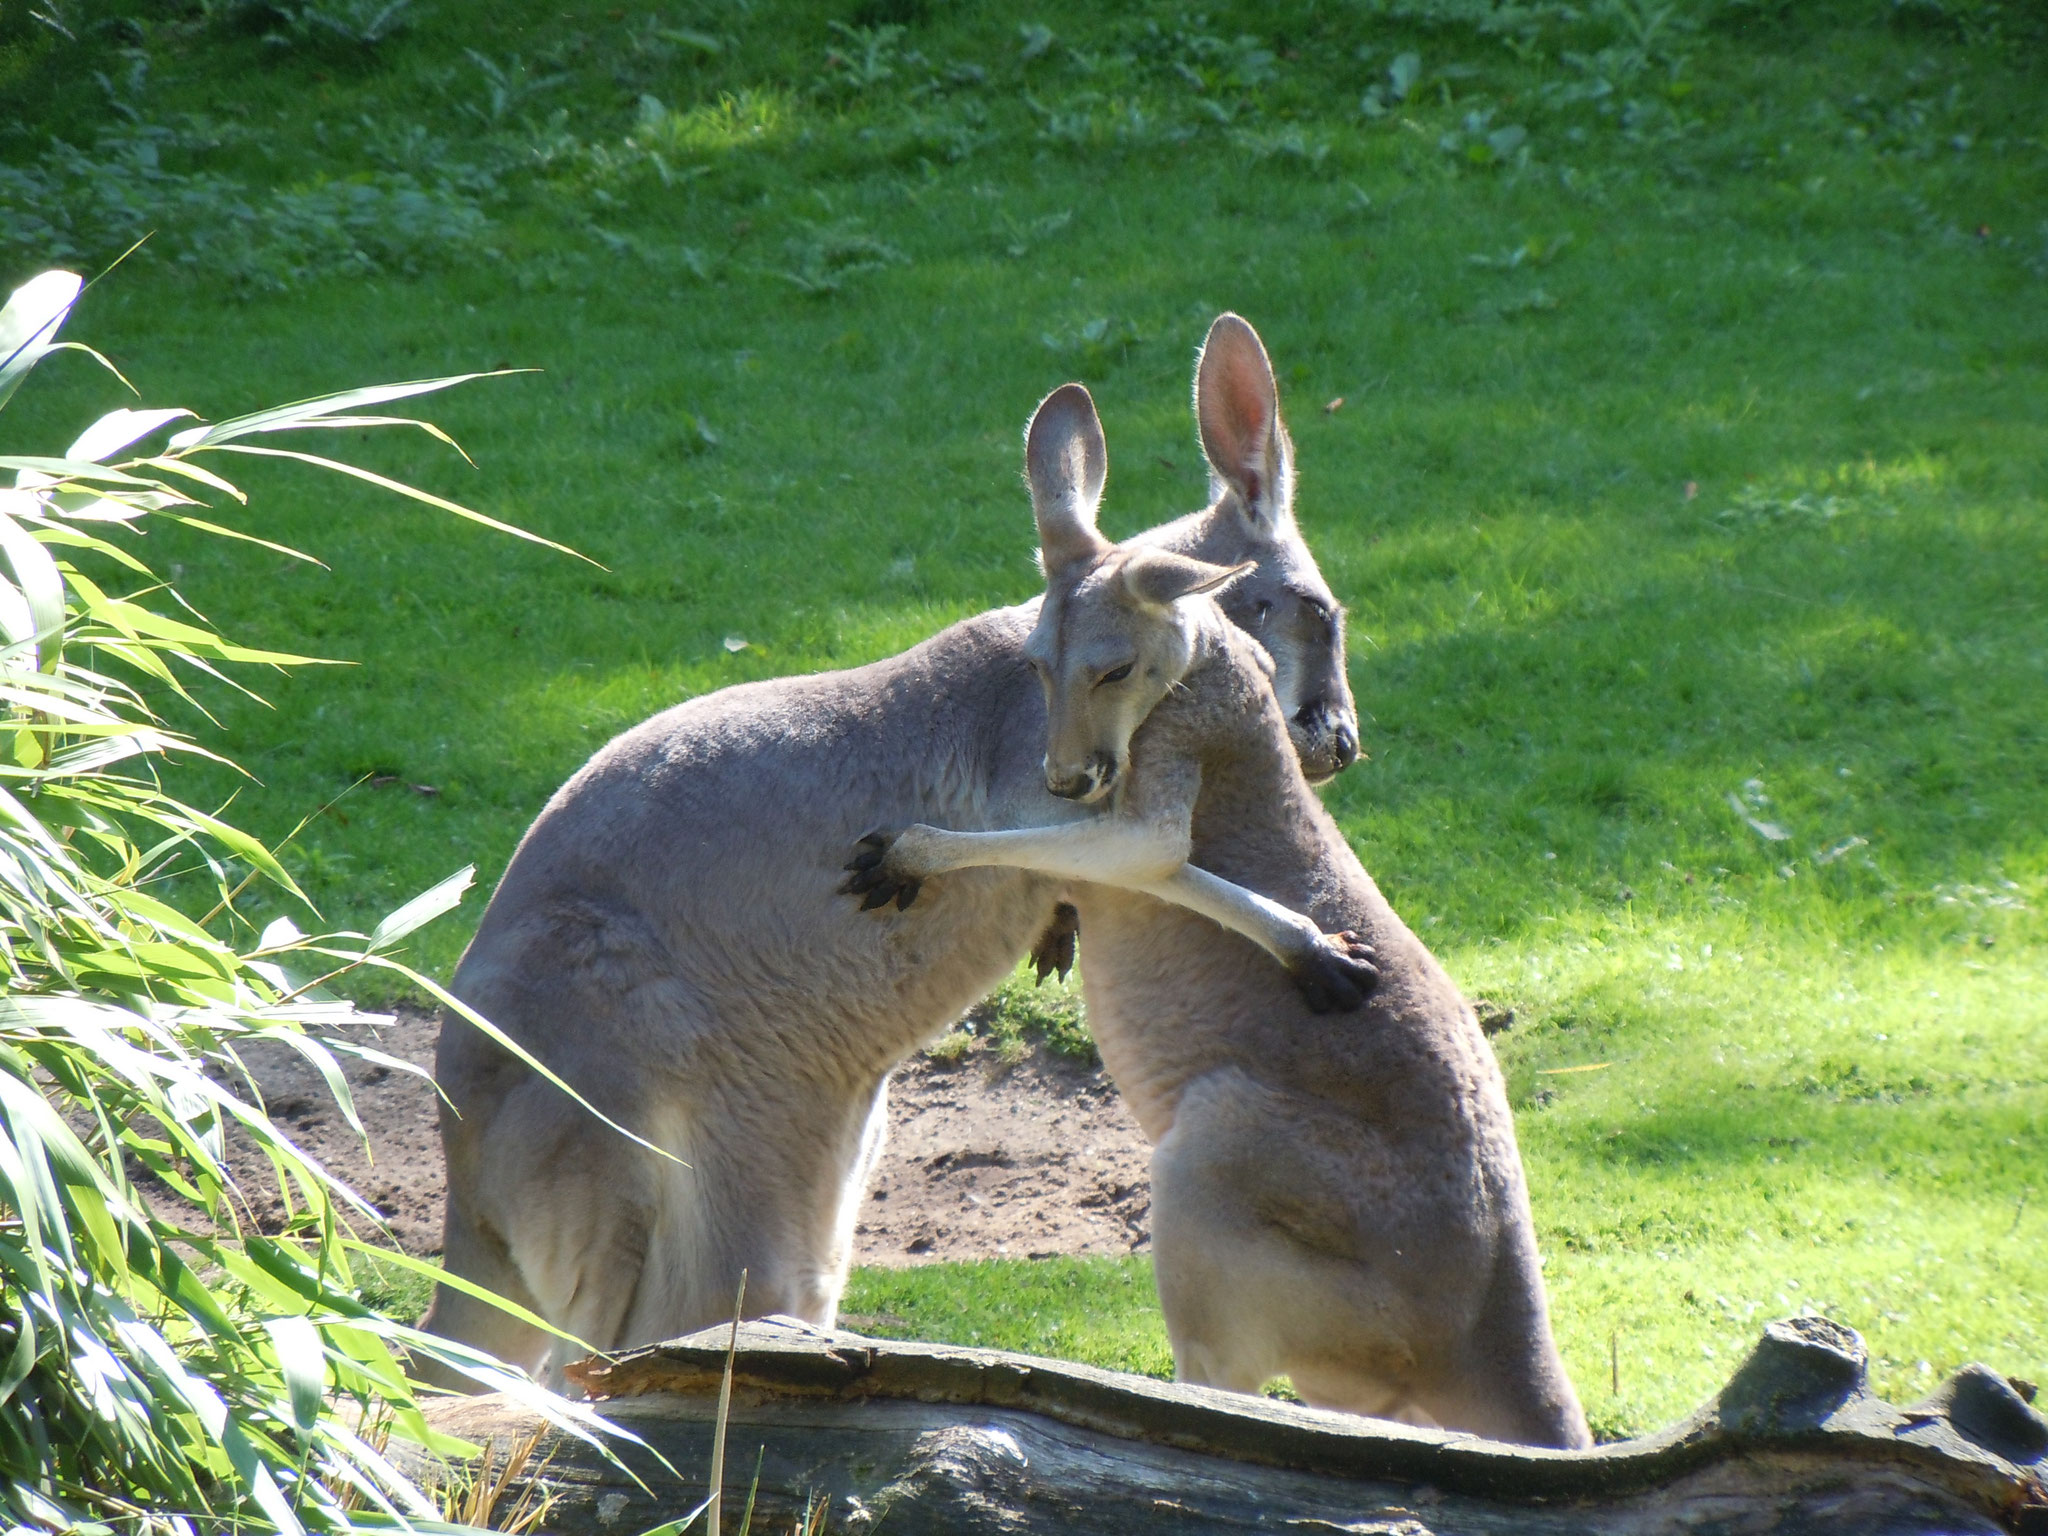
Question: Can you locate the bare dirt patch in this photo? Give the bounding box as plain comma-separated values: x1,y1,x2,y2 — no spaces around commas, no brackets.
213,1010,1153,1266
856,1047,1152,1263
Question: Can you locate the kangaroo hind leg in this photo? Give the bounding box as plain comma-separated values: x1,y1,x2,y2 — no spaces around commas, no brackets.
417,1189,557,1391
1150,1072,1457,1424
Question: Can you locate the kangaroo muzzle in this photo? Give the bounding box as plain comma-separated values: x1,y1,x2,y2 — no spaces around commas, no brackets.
1045,751,1119,803
1292,700,1361,782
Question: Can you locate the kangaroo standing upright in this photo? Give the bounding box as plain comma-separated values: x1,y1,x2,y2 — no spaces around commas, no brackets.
423,319,1371,1382
853,395,1592,1449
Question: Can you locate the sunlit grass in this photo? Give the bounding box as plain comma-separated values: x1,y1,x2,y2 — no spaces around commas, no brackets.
633,88,793,157
843,1257,1176,1382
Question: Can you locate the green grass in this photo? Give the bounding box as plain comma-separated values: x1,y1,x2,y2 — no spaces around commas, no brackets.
936,963,1095,1064
843,1257,1176,1381
6,0,2045,1438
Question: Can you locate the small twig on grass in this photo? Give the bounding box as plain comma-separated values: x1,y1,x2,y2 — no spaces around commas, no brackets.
2012,1187,2032,1238
1610,1330,1620,1397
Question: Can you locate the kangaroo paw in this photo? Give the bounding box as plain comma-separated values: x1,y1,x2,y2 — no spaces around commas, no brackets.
1288,930,1381,1013
839,830,923,912
1030,902,1080,983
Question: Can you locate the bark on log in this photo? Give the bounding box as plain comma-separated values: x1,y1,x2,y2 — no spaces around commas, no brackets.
403,1315,2048,1534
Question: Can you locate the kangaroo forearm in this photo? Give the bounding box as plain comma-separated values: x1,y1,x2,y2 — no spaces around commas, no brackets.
1132,863,1320,966
892,820,1192,885
898,821,1316,966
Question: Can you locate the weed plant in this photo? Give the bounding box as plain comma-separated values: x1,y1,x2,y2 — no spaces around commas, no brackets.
0,271,647,1530
927,963,1093,1066
4,0,2043,1437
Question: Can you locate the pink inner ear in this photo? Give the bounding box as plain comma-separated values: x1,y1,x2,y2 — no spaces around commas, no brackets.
1220,363,1272,444
1203,345,1275,487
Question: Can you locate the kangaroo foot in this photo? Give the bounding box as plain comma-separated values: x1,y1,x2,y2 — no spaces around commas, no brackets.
1288,930,1379,1013
1030,901,1080,983
839,830,923,912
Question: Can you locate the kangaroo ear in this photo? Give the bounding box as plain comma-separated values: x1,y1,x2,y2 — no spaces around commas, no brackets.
1194,313,1295,538
1026,382,1110,578
1121,551,1255,608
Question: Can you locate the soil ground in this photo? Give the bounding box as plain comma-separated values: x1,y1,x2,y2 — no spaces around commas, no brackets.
219,1010,1154,1266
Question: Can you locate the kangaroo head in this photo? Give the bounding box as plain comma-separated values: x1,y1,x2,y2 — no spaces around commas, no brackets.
1185,313,1360,782
1022,383,1250,804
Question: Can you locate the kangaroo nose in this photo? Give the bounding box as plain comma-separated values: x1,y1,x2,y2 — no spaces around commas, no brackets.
1298,701,1361,773
1329,715,1360,770
1045,752,1118,802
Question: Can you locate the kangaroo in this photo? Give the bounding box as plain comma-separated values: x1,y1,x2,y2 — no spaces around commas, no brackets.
422,321,1369,1384
1026,313,1356,981
851,434,1592,1450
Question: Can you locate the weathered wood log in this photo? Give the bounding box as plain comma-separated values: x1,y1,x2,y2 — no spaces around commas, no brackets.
403,1315,2048,1534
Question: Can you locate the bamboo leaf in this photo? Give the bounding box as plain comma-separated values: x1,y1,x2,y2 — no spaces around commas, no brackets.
0,271,82,410
335,1241,588,1348
215,412,472,461
1,455,164,488
330,952,685,1166
134,453,248,502
208,444,598,564
368,865,473,952
67,409,196,465
161,514,327,566
265,1315,326,1432
0,507,66,672
165,371,525,448
18,517,155,572
0,570,31,648
248,1028,365,1140
0,1298,36,1406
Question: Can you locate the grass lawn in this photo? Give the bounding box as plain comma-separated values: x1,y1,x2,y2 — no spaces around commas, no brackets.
6,0,2044,1439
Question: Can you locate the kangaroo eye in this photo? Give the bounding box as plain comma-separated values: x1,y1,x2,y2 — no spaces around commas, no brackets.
1253,601,1274,627
1097,663,1134,686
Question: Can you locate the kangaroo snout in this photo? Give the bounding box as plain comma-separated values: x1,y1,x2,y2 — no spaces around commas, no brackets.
1045,751,1119,802
1324,711,1360,770
1293,700,1361,780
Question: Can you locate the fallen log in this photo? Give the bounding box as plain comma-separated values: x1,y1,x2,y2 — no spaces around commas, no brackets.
404,1314,2047,1534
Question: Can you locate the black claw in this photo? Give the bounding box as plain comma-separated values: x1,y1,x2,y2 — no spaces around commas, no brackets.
1291,938,1377,1012
895,881,921,911
844,833,899,906
1027,903,1080,985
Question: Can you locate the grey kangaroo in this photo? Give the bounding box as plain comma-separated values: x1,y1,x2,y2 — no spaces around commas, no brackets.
848,409,1592,1449
423,318,1369,1381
